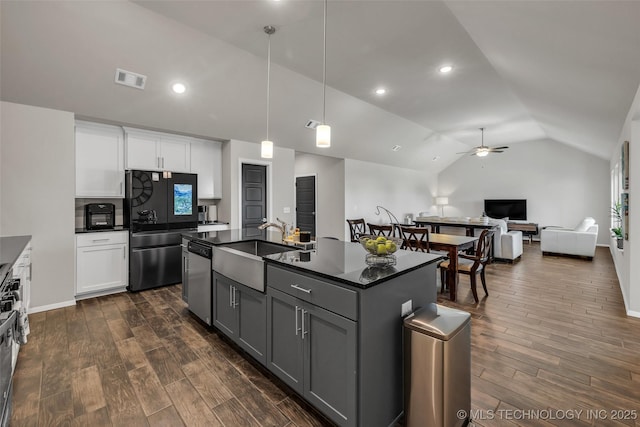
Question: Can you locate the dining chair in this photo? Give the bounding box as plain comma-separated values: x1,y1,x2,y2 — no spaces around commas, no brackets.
398,226,429,252
346,218,366,242
367,223,395,238
439,229,494,303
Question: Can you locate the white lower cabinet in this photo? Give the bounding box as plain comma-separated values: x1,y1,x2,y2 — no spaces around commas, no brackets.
76,231,128,296
12,242,32,312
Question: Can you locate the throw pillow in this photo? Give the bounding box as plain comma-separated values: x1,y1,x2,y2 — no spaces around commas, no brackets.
574,217,596,232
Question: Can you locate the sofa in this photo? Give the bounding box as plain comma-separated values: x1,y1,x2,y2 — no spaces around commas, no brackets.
486,218,524,262
540,217,598,260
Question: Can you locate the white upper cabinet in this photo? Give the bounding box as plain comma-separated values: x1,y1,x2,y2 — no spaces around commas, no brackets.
124,130,160,170
124,128,191,172
75,121,125,198
161,135,191,172
190,139,223,199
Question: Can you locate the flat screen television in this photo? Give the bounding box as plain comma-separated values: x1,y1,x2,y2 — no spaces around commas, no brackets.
484,199,527,221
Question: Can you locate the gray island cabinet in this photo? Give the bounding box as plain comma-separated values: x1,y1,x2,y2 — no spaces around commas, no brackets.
213,272,267,364
263,238,443,427
183,231,443,427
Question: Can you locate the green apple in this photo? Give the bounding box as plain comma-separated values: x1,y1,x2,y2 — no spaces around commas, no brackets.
365,239,376,252
377,243,388,255
376,236,387,244
386,241,397,253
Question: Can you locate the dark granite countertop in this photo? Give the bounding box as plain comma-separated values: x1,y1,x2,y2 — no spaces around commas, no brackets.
75,226,128,234
182,228,288,246
0,235,32,284
184,229,443,289
264,237,443,288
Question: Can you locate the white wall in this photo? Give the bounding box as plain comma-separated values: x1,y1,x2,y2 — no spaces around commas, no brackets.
344,159,438,240
610,84,640,317
217,139,295,230
294,152,345,239
1,102,76,310
438,139,610,244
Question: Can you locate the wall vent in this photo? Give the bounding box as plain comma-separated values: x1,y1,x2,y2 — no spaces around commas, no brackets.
115,68,147,90
305,119,321,129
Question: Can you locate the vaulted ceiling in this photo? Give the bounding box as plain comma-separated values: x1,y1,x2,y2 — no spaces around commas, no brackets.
2,1,639,172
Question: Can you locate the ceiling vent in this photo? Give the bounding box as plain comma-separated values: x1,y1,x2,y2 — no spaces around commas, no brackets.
115,68,146,90
305,119,321,129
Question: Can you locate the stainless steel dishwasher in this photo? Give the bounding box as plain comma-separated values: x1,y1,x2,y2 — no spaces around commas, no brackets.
186,240,213,325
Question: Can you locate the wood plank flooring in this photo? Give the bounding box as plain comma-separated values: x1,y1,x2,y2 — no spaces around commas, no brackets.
11,243,640,426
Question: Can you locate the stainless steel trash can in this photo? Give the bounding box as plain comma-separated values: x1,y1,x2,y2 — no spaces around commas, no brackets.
403,303,471,427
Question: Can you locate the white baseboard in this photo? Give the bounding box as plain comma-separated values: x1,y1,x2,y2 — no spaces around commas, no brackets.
627,309,640,318
29,299,76,314
75,287,127,301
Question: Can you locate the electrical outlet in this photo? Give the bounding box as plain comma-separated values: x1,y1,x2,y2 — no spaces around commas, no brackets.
401,300,413,317
283,207,291,213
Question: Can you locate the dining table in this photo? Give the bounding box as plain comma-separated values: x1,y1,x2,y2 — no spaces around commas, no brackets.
412,217,495,236
429,233,479,302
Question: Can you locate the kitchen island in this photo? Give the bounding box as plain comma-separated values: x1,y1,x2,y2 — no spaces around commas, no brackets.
183,230,444,427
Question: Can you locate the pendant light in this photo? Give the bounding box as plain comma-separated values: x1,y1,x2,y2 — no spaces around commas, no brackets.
261,25,276,159
316,0,331,148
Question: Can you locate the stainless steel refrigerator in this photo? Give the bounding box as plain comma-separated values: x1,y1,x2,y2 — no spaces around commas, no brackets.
124,170,198,291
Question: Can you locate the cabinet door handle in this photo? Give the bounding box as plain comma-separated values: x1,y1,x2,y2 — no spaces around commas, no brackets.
120,181,123,194
301,309,308,339
291,284,311,294
123,247,126,259
232,286,238,308
295,306,301,336
229,285,233,307
162,157,165,168
92,238,110,243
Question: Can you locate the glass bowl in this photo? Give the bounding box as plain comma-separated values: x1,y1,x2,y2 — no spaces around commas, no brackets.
358,235,402,265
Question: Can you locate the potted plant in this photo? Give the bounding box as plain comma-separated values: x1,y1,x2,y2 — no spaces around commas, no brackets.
611,202,623,249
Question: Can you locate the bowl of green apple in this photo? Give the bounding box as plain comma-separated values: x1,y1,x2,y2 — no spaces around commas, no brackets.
359,235,402,266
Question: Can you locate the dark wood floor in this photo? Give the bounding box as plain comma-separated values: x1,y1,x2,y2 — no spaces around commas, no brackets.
11,243,640,426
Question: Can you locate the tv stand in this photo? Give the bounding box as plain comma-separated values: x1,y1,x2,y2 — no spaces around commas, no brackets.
507,222,538,243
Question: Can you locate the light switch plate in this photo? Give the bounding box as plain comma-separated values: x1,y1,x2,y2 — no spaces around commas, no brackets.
401,300,413,317
283,207,291,213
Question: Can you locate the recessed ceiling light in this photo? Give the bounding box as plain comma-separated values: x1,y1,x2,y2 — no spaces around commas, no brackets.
439,65,453,73
392,145,402,152
172,82,186,94
375,88,386,95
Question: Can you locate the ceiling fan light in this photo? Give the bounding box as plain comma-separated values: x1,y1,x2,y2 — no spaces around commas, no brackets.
476,148,490,157
261,140,273,158
316,124,331,148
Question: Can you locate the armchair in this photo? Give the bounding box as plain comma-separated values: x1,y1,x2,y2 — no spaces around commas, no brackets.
540,217,598,260
486,219,523,262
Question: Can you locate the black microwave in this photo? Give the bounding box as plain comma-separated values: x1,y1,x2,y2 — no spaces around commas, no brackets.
85,203,115,230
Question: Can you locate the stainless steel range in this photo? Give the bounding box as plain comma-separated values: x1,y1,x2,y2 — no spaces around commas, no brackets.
0,265,19,427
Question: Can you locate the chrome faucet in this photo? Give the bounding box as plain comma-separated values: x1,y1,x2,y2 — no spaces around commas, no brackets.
258,217,289,241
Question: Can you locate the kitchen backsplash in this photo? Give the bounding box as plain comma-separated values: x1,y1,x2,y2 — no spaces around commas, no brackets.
75,198,124,229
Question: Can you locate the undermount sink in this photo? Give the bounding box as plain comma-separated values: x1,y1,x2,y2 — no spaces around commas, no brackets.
212,240,292,292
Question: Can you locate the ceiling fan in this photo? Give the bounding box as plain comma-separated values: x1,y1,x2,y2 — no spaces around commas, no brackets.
457,127,509,157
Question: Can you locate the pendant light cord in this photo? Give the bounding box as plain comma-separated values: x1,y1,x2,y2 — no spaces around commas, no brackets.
266,31,272,140
322,0,327,124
